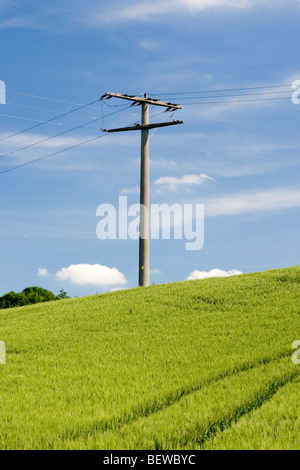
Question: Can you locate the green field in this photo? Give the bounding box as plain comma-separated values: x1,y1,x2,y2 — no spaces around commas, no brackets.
0,266,299,450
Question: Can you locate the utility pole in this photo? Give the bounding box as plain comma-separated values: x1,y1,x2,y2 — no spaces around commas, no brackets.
100,92,183,287
139,101,150,287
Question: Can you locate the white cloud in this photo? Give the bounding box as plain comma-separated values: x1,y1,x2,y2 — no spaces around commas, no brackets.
150,159,178,169
55,263,127,287
108,286,127,292
120,186,140,195
0,17,36,29
106,0,248,22
138,39,162,51
37,268,50,277
178,0,250,11
121,171,212,195
0,0,295,31
154,173,213,192
0,132,99,151
205,187,300,217
187,268,243,280
90,0,291,24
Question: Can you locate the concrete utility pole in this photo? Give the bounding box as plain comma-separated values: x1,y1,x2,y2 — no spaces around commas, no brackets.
100,92,183,287
139,101,150,287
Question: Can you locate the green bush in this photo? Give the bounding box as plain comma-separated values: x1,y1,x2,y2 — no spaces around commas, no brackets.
0,286,57,309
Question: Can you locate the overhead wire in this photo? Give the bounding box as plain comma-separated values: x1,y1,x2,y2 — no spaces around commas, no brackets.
152,83,292,97
7,101,102,121
6,102,70,115
102,99,133,108
0,98,100,144
0,112,65,126
6,89,100,108
0,134,109,175
0,83,295,175
149,109,170,119
163,90,292,101
0,105,132,161
183,96,292,105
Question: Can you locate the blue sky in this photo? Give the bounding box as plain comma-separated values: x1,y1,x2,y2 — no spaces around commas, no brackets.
0,0,299,297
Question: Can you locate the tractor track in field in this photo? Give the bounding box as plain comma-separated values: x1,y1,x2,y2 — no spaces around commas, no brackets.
62,348,295,444
196,371,299,450
148,370,299,450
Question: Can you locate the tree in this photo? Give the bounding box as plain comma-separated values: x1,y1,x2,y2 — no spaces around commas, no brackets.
0,291,23,309
0,287,57,310
56,289,70,300
22,287,57,304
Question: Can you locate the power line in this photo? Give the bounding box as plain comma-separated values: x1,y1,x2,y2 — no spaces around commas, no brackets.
149,109,171,119
0,85,293,171
0,134,108,175
7,102,66,115
6,83,292,108
0,105,132,161
153,83,292,96
6,89,100,109
167,90,291,101
2,96,286,165
0,99,100,144
0,118,101,159
0,112,64,126
102,99,132,108
183,96,291,105
7,102,101,121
